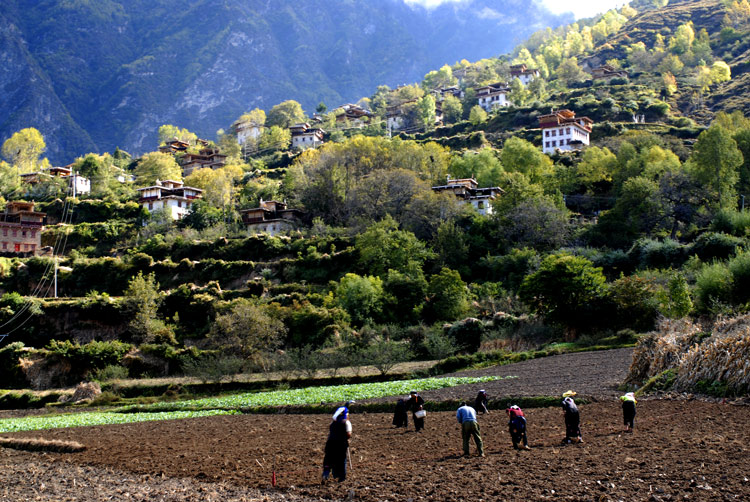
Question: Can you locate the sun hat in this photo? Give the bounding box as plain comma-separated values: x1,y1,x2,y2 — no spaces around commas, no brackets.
562,390,577,398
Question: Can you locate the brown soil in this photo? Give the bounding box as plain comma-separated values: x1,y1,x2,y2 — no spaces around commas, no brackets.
2,401,749,501
1,349,748,501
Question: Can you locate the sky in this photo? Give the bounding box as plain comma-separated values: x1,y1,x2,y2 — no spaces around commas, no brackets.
404,0,631,19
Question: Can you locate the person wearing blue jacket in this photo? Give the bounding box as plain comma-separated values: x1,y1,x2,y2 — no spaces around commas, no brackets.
456,402,484,457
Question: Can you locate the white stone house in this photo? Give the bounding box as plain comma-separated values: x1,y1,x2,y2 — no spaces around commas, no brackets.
70,173,91,196
476,82,510,112
136,179,202,220
431,177,503,216
510,64,540,86
234,121,263,145
538,109,593,155
290,123,325,150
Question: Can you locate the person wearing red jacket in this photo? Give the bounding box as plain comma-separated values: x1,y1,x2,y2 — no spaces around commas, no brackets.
506,405,530,450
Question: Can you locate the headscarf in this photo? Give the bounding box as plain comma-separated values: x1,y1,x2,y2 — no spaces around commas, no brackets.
332,406,348,422
620,392,637,403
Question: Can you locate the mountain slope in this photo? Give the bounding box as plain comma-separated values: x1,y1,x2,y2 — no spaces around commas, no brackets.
1,0,571,163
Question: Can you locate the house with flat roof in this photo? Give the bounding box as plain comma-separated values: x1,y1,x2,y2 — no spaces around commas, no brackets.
0,201,45,255
431,177,503,216
240,199,304,235
136,179,202,220
178,147,227,177
476,82,510,112
538,109,593,155
510,64,540,86
290,123,325,150
20,166,91,195
589,64,629,81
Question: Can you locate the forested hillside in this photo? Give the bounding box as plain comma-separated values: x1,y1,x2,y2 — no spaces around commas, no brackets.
0,0,570,163
1,0,750,395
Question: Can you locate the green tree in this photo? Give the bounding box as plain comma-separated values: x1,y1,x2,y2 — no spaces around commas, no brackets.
134,152,182,186
423,268,471,322
266,100,306,128
355,216,433,277
417,95,436,130
658,272,693,319
1,128,47,173
669,21,695,55
500,136,553,183
519,254,607,338
450,149,504,187
258,126,291,152
158,124,197,145
422,64,456,90
210,300,287,358
441,95,463,124
469,105,487,125
509,78,531,106
556,57,586,84
72,153,116,196
124,272,175,344
382,269,428,325
316,102,328,114
688,125,743,209
332,273,384,326
0,162,21,198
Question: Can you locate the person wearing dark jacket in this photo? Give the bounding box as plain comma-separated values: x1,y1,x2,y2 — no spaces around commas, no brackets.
474,390,489,414
620,392,637,432
392,398,408,428
322,404,352,484
406,391,425,432
561,391,583,444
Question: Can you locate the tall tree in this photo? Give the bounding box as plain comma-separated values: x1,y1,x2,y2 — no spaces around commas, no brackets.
134,152,182,186
266,100,306,128
1,128,48,173
688,125,743,210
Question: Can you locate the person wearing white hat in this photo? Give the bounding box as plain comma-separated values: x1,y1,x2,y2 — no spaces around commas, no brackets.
322,403,353,484
620,392,637,433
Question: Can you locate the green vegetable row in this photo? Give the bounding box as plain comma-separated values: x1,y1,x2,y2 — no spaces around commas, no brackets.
0,410,239,434
129,376,506,411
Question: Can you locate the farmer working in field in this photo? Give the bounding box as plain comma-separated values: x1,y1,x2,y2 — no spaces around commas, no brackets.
474,390,489,414
506,405,531,450
561,391,583,444
322,403,353,484
407,391,425,432
456,402,484,457
620,392,637,433
392,398,408,428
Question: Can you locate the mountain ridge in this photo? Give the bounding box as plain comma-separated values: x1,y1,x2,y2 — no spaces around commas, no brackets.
1,0,572,163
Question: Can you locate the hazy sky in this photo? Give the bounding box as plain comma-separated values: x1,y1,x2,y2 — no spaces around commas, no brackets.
404,0,630,19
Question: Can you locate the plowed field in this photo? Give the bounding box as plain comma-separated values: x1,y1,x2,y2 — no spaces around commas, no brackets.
1,349,748,501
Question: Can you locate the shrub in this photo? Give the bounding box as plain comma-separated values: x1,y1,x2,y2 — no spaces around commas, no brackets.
181,353,244,384
447,318,485,354
92,365,129,382
45,340,132,372
607,275,659,332
728,252,750,305
628,238,687,270
695,263,733,314
690,232,745,261
0,342,29,388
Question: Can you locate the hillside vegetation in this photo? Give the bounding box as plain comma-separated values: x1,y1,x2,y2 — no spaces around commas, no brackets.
1,0,749,397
